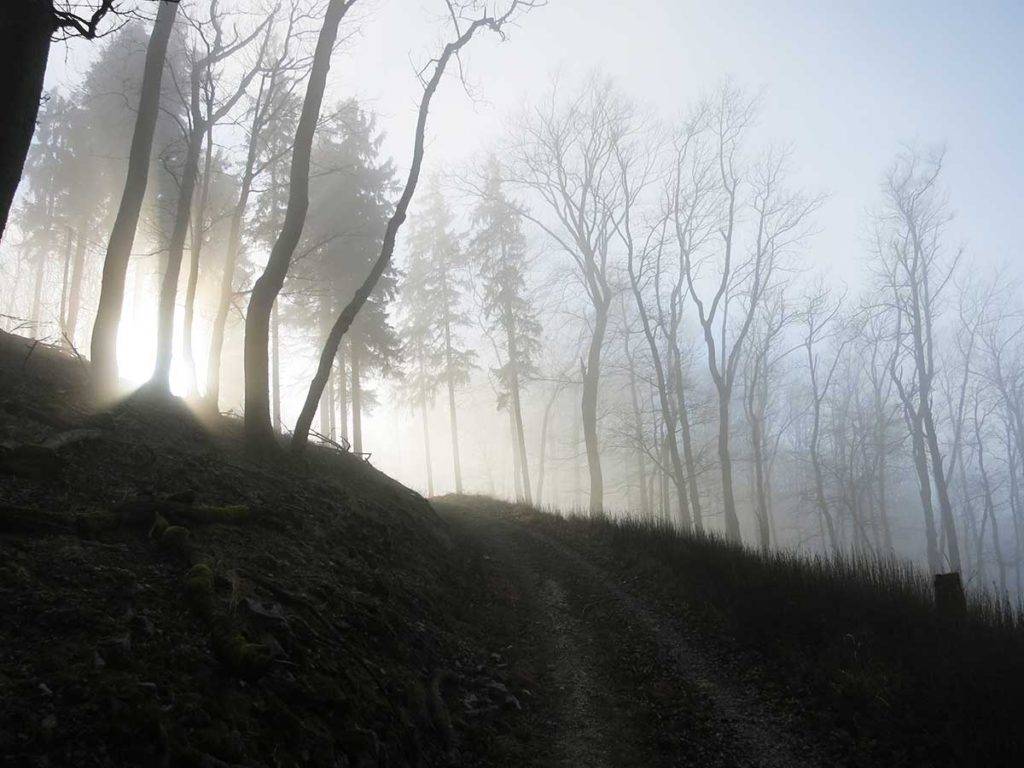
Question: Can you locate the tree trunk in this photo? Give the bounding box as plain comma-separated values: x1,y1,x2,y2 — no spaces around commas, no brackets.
59,228,73,337
324,369,336,441
908,408,941,573
718,393,742,542
288,11,505,455
328,372,337,441
660,431,671,524
206,161,258,408
91,0,178,392
152,125,204,392
318,300,333,438
244,0,352,452
573,383,582,510
447,363,463,494
1006,421,1024,596
582,299,610,516
510,409,522,500
30,247,46,334
626,278,690,529
535,385,559,506
750,407,770,553
922,403,962,571
420,386,434,497
336,342,348,444
876,411,894,553
184,121,215,396
318,376,330,438
977,429,1007,595
810,398,840,553
271,300,281,432
957,447,979,582
507,331,531,505
674,356,703,532
64,222,88,348
350,338,363,454
626,357,649,519
0,2,53,244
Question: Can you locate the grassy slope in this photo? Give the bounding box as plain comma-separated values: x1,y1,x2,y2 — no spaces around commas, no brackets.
0,332,517,767
503,502,1024,768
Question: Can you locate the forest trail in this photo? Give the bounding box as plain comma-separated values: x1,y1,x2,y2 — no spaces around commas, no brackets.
437,497,823,768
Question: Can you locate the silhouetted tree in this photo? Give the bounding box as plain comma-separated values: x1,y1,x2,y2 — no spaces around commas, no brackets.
90,0,180,393
0,0,133,244
243,0,358,452
505,76,626,516
398,180,475,493
470,159,541,503
150,2,270,392
290,0,543,454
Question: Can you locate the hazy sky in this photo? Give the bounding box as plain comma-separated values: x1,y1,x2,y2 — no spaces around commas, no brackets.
338,0,1024,284
46,1,1024,281
41,1,1024,493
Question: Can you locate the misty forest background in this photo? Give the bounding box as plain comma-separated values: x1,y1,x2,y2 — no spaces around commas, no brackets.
5,1,1024,601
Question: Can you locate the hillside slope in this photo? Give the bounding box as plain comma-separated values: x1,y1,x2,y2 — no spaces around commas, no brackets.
0,332,521,767
5,330,1022,767
437,496,1024,768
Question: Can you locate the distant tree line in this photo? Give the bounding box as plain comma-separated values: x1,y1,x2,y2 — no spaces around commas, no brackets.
5,1,1024,601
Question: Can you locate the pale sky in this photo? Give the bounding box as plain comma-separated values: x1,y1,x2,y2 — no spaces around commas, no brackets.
336,0,1024,283
46,1,1024,280
42,0,1024,494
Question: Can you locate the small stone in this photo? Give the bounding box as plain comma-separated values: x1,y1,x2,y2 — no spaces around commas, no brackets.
38,682,52,696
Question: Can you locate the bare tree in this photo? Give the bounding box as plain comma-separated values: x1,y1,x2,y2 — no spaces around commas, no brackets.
150,2,271,393
874,148,962,572
800,280,848,553
90,0,179,393
743,290,794,552
290,0,543,454
503,75,627,516
619,138,696,529
205,8,306,409
679,86,819,542
0,0,131,244
243,0,359,453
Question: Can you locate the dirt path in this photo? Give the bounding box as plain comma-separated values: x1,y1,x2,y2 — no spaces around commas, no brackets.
439,499,824,768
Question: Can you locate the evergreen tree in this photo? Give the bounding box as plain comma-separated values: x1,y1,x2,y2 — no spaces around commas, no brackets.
16,92,75,334
399,178,475,493
286,101,399,448
470,158,541,502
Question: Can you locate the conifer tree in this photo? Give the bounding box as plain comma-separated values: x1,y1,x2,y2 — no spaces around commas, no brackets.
470,159,541,503
398,179,475,493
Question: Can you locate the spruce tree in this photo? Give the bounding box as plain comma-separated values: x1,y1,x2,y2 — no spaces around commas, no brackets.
470,158,541,502
399,178,475,494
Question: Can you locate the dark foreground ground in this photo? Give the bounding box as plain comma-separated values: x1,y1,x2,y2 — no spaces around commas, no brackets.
0,331,525,767
440,498,1024,768
2,331,1023,767
437,497,823,768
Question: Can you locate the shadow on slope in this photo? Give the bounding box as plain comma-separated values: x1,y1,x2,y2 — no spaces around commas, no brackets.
0,332,513,767
466,496,1024,768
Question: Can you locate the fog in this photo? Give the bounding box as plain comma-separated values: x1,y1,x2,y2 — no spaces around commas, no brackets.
6,1,1024,595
